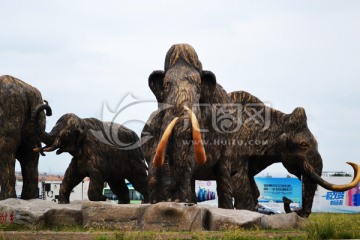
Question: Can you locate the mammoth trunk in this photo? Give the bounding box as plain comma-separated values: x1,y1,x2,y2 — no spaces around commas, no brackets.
32,102,54,150
305,162,360,192
152,106,207,167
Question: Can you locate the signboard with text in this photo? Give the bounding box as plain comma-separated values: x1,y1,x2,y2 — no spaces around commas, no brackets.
255,177,302,212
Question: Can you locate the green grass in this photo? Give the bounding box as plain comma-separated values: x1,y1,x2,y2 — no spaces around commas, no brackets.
2,213,360,239
305,213,360,239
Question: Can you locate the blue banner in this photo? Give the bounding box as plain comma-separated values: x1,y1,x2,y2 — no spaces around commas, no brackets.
255,177,302,204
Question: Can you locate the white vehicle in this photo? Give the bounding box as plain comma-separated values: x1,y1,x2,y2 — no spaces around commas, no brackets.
256,204,283,215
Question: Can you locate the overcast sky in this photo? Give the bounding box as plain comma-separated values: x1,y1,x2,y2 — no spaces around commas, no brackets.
1,1,359,176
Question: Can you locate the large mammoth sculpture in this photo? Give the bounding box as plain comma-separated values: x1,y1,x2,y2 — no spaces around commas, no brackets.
228,91,360,217
141,44,253,208
33,103,149,204
0,75,50,200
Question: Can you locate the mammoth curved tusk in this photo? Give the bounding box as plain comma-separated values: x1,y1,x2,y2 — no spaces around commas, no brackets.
308,162,360,192
184,106,206,165
33,146,47,156
152,117,179,167
43,146,56,152
33,147,42,153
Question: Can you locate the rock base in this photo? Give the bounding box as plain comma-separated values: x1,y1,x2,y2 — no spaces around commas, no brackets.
0,199,306,231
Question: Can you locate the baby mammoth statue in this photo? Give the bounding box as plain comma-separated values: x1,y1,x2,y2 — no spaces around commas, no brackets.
33,102,149,204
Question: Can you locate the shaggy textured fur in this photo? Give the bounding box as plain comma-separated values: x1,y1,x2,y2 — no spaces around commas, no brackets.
229,90,354,217
141,44,253,209
0,75,47,200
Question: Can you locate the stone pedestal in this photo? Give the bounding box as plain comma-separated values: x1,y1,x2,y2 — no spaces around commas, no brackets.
0,199,305,230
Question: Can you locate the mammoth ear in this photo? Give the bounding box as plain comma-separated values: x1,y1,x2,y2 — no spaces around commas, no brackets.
279,133,302,180
149,70,165,102
287,107,307,128
200,70,217,103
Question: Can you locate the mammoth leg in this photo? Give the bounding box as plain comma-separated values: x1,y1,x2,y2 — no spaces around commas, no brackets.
148,164,164,203
215,159,234,209
59,158,86,204
0,154,17,200
297,175,317,218
232,174,255,210
126,166,149,203
170,160,193,203
147,164,161,203
232,159,256,210
0,138,18,200
191,178,197,203
249,176,260,206
108,179,130,204
88,170,107,202
17,142,39,199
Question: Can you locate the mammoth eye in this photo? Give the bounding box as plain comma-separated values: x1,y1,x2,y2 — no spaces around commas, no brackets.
300,142,309,148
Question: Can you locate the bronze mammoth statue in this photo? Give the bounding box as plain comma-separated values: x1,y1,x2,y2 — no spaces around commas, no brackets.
141,44,262,210
228,91,360,217
0,75,50,200
33,103,149,204
141,44,253,208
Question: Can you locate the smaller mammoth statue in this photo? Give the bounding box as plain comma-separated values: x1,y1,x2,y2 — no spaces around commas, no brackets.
33,103,149,204
0,75,50,200
228,91,360,217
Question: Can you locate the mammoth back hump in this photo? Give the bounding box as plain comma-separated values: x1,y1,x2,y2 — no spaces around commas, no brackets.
227,91,263,105
84,118,141,148
0,75,44,134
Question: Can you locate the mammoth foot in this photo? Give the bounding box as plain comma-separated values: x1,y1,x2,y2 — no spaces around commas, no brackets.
150,198,191,204
294,209,310,218
58,195,70,204
170,198,190,203
88,194,107,202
